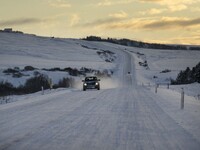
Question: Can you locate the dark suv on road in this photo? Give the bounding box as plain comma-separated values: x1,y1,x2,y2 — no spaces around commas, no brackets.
82,76,100,91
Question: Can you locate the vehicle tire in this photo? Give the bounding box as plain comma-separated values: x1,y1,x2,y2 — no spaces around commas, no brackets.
83,88,86,91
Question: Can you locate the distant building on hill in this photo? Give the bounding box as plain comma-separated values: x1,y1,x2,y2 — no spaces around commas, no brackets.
0,28,24,34
3,28,13,32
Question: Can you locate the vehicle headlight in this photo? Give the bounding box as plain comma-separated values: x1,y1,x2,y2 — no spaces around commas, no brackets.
84,83,87,86
95,82,99,85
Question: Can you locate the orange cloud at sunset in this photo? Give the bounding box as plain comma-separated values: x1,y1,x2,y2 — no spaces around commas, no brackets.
0,0,199,45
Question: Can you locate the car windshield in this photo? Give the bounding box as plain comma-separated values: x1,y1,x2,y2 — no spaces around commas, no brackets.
85,77,97,81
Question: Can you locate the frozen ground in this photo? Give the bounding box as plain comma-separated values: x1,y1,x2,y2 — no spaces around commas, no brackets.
0,32,200,150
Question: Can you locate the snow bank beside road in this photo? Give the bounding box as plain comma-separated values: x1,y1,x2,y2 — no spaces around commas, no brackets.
150,87,200,143
0,88,75,105
128,46,200,143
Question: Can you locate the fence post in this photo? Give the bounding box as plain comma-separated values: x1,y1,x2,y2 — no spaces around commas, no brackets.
155,84,158,93
49,78,52,90
197,94,200,100
6,96,8,103
181,88,184,109
41,86,44,95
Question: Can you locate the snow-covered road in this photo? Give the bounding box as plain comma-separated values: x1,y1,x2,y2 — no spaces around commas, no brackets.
0,50,200,150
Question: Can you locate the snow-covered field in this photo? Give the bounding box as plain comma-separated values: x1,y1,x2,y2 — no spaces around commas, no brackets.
0,32,200,150
0,32,117,87
127,47,200,97
0,32,108,69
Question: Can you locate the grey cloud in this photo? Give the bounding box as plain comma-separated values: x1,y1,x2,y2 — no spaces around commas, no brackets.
77,17,124,27
0,18,45,26
105,17,200,31
144,18,200,29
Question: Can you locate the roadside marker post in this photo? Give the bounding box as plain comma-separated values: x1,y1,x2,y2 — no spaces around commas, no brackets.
181,88,184,110
197,94,200,100
41,86,44,95
155,84,158,93
49,78,53,90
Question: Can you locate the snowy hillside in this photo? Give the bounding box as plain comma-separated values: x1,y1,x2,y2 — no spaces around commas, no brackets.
126,47,200,97
0,32,115,69
0,32,200,96
0,32,118,88
0,32,199,92
94,41,200,97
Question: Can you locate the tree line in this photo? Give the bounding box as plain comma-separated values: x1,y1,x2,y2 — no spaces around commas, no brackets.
171,62,200,85
82,36,200,50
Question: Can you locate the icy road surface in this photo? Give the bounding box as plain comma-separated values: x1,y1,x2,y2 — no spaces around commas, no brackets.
0,51,200,150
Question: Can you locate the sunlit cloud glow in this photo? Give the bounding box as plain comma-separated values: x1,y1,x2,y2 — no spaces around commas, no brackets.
97,0,134,6
109,11,128,19
168,4,187,12
70,14,80,26
140,8,167,15
139,0,198,5
0,0,199,45
103,17,200,30
139,0,199,12
48,0,71,8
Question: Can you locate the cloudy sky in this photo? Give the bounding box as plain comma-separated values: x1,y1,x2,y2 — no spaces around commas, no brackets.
0,0,200,45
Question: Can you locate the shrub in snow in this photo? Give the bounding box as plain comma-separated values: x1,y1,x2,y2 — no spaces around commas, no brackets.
95,69,112,78
160,69,171,73
0,81,27,96
64,67,80,76
33,71,41,76
53,77,75,88
3,68,19,74
96,50,116,63
80,67,93,75
0,81,15,96
12,72,25,78
139,60,149,69
42,67,62,71
24,66,35,71
3,67,28,78
153,76,158,79
14,67,20,70
136,52,145,56
24,74,50,93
